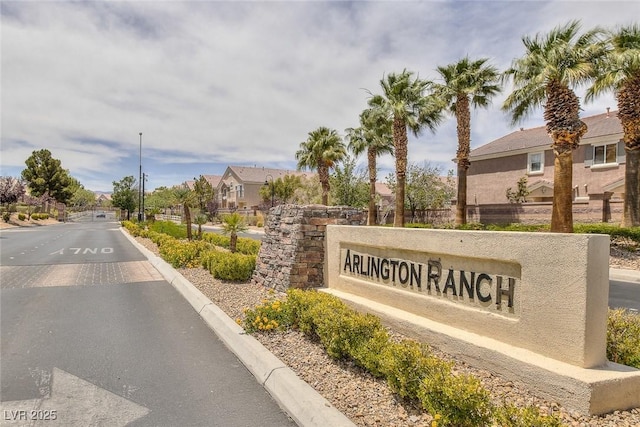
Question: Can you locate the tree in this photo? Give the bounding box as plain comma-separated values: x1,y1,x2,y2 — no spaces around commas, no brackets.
21,149,73,205
346,106,394,225
112,176,137,220
193,175,215,214
329,156,370,208
259,174,303,206
503,21,604,233
296,127,347,205
221,212,248,253
145,186,177,214
368,70,444,227
586,24,640,227
291,175,322,205
386,163,455,223
68,178,96,210
0,176,25,210
506,176,530,204
173,185,196,240
435,57,501,226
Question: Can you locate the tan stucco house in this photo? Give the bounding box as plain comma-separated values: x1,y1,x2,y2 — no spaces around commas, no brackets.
216,166,313,210
466,110,626,223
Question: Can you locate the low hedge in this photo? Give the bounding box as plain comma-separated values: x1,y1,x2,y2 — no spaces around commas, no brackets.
245,290,563,427
201,250,256,281
201,232,261,255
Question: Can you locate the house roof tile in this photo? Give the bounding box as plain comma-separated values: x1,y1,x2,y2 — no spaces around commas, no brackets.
470,111,623,159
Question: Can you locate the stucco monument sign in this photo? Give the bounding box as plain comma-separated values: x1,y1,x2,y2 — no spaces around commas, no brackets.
323,225,640,415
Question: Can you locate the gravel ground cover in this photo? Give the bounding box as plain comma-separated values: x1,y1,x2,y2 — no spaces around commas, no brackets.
132,234,640,427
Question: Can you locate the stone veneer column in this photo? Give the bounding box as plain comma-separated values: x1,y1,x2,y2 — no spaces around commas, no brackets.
252,204,365,291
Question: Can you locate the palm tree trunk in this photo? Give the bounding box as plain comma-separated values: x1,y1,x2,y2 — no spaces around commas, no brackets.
184,204,192,240
368,148,377,225
319,165,330,205
619,75,640,227
622,146,640,227
456,162,468,225
230,232,237,253
551,146,574,233
393,117,407,227
455,94,471,226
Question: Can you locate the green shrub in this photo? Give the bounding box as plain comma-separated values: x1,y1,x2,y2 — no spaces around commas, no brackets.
2,212,10,222
312,302,384,361
201,250,256,281
607,308,640,368
121,220,143,236
202,232,230,249
418,371,493,427
147,230,175,248
236,238,261,255
244,298,293,332
159,239,210,268
202,232,261,255
18,213,26,221
379,339,450,399
286,289,344,337
493,404,564,427
149,220,187,239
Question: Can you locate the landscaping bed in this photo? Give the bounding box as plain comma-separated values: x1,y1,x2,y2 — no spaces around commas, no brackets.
133,232,640,427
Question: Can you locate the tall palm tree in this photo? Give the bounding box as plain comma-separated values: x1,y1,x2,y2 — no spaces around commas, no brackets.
345,106,394,225
435,57,502,226
368,70,444,227
502,20,604,233
296,126,347,205
586,24,640,227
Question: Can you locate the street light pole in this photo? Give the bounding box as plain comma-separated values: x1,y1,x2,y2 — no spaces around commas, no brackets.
138,132,142,222
142,172,146,221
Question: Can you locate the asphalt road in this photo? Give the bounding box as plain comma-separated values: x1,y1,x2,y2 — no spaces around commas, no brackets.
609,279,640,312
0,219,294,427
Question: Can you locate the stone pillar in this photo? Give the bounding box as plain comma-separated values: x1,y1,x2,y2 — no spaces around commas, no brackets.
252,204,366,292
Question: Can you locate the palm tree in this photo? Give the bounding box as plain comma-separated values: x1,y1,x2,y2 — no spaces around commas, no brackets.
296,127,347,205
221,212,248,253
435,57,502,226
502,21,604,233
586,24,640,227
345,106,394,225
173,185,196,241
368,70,444,227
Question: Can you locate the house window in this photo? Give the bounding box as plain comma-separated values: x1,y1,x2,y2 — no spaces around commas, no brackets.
527,152,544,174
593,143,617,165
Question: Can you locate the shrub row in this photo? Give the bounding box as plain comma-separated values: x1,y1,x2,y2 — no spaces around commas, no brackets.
244,290,563,427
148,220,187,239
31,213,50,220
121,221,257,280
201,250,256,281
201,231,261,255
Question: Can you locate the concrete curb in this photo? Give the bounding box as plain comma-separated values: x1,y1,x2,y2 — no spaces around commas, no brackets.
121,228,355,427
610,268,640,284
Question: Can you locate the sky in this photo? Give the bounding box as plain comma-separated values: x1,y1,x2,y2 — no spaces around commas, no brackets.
1,1,638,193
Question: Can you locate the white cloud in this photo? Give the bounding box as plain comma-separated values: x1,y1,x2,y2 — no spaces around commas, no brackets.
1,1,636,191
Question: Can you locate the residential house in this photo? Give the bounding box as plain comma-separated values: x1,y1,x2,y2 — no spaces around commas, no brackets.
466,110,625,223
183,175,223,192
216,166,313,210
